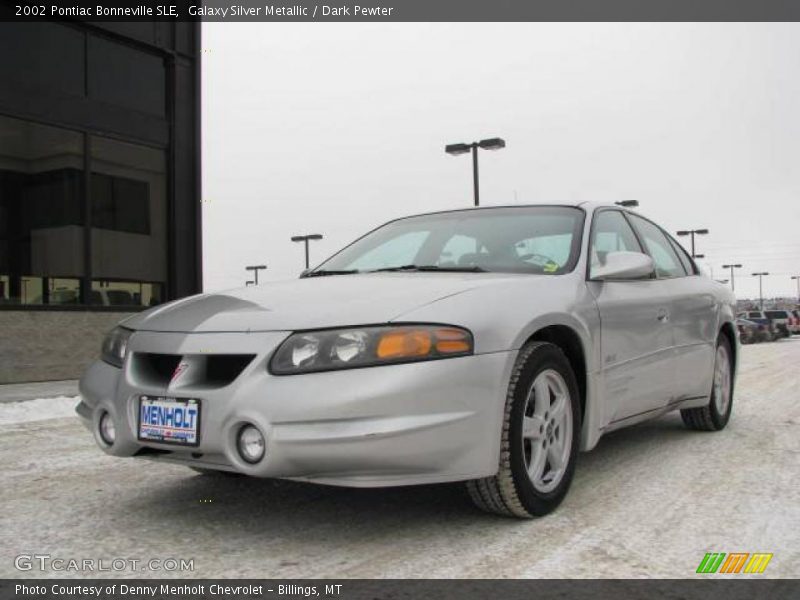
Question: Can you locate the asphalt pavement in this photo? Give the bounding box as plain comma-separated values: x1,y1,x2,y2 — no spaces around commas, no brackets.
1,339,798,578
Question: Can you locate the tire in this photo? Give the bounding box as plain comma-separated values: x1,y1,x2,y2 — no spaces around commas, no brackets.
466,342,581,518
681,333,734,431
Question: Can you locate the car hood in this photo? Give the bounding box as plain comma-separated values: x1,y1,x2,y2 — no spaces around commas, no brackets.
122,273,527,333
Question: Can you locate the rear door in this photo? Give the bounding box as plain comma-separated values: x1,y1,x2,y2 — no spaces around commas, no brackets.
587,209,675,426
626,214,716,403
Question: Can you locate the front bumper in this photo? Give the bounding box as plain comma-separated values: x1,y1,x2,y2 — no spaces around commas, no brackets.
77,330,512,487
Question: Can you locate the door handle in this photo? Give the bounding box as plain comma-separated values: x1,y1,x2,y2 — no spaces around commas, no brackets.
657,308,670,323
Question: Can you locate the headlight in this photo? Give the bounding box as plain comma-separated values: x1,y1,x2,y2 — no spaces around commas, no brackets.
101,326,133,368
269,324,473,375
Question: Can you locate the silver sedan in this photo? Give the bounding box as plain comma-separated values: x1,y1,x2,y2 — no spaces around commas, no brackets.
78,203,737,518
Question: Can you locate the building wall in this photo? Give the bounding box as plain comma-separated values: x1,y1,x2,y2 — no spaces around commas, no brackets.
0,311,132,383
0,17,201,384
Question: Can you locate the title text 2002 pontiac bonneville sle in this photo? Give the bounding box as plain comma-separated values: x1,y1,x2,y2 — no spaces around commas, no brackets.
78,203,737,518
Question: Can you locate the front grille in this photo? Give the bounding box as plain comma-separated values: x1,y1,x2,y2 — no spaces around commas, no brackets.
132,353,255,389
206,354,256,386
139,353,181,383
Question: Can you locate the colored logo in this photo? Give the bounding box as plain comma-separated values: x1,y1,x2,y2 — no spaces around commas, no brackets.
696,552,773,574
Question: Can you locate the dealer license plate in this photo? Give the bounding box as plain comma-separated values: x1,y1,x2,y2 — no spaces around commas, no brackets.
138,396,200,446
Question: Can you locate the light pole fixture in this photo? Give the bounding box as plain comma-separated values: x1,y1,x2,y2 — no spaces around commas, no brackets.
791,275,800,302
291,234,324,270
245,264,267,285
676,228,709,259
752,272,769,311
445,137,506,207
722,263,743,292
615,200,639,207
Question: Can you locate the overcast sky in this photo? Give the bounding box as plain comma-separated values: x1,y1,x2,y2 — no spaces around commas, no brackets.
202,23,800,300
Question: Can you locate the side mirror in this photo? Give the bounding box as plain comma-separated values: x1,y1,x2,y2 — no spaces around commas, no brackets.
591,251,654,281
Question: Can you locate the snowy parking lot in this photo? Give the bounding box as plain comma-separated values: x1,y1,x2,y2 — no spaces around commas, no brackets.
1,339,798,578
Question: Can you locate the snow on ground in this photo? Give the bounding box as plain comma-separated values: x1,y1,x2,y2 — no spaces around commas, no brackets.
0,396,79,425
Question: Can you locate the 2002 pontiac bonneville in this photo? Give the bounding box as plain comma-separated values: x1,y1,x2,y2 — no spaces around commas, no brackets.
78,203,737,518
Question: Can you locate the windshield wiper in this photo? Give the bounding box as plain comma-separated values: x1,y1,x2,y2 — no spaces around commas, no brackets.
302,269,360,278
368,264,487,273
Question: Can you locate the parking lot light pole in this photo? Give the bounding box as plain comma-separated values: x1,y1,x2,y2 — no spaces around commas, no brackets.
445,137,506,207
722,263,743,292
291,234,324,269
752,272,769,311
676,228,709,258
791,275,800,303
245,265,267,285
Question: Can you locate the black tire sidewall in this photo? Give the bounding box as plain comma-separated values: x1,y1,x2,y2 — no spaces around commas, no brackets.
508,344,582,514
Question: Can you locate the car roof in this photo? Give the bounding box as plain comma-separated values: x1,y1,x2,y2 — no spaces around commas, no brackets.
388,201,624,221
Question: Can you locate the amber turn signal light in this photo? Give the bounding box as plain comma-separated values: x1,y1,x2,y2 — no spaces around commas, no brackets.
376,327,472,360
377,330,433,359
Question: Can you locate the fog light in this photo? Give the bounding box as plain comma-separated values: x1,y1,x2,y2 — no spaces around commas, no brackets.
237,425,265,464
98,412,116,445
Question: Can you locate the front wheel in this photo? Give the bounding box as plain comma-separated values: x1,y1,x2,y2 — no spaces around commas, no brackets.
466,342,581,518
681,333,734,431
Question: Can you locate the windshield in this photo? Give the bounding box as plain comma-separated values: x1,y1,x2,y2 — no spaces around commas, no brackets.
314,206,585,275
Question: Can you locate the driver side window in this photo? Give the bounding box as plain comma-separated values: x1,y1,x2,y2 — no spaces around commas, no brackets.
590,210,643,275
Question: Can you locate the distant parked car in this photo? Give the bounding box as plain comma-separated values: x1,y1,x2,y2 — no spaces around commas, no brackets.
90,289,136,306
763,309,800,335
736,318,773,344
763,310,795,337
739,311,790,339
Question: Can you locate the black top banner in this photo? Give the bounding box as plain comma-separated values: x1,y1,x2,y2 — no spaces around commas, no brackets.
4,0,800,22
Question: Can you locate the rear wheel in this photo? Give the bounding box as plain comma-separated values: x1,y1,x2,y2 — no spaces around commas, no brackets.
466,342,581,518
681,333,734,431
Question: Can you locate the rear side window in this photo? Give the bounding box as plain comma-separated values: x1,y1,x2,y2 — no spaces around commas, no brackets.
589,210,643,276
627,214,688,278
747,312,763,319
667,235,696,275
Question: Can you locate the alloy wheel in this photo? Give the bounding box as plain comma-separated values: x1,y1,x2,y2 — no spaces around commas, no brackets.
521,369,573,493
713,344,732,415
